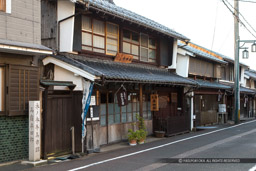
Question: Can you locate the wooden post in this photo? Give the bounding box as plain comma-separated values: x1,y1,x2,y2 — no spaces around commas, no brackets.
139,84,143,117
42,87,48,159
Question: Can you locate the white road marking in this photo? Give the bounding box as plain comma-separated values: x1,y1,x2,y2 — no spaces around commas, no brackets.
69,120,256,171
249,165,256,171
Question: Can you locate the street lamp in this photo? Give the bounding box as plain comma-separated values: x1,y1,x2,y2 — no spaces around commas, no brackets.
234,39,256,124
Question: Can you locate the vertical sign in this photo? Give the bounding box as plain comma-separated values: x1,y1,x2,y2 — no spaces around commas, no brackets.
29,101,40,161
117,87,128,106
150,94,159,111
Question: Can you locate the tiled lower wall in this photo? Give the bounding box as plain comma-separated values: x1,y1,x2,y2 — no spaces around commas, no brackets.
0,116,28,163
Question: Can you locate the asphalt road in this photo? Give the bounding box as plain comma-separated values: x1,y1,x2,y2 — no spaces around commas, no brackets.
18,120,256,171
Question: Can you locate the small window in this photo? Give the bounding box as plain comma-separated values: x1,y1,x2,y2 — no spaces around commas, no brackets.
0,0,6,12
0,66,5,112
106,23,119,55
122,29,139,60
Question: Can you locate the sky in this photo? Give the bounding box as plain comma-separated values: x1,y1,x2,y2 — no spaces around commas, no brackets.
114,0,256,70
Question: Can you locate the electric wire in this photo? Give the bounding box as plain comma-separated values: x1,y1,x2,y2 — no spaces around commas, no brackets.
225,0,256,37
211,0,219,50
222,0,256,39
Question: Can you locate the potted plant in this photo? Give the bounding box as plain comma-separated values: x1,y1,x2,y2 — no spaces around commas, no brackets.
137,129,147,144
136,114,147,144
128,129,138,146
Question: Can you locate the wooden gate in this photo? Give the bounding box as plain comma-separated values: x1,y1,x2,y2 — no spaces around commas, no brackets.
153,88,190,136
42,90,82,158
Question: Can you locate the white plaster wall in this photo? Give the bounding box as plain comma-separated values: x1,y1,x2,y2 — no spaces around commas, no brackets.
176,53,189,77
240,67,245,86
168,39,178,69
58,0,75,52
54,65,83,91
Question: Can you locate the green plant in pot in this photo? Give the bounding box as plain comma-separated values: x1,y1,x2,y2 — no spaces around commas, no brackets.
137,129,147,144
136,114,147,144
128,129,138,146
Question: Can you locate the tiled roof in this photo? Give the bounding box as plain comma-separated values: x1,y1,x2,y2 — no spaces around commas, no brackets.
245,70,256,80
178,42,227,64
49,54,197,86
191,79,231,90
0,39,52,51
82,0,189,41
240,86,256,94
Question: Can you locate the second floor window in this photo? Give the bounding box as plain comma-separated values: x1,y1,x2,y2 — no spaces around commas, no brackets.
122,29,157,63
82,16,119,55
0,0,6,12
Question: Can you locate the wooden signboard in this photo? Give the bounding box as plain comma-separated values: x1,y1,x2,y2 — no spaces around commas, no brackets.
117,87,128,106
151,94,159,111
114,53,133,63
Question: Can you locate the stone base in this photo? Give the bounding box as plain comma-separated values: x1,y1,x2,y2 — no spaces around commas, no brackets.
21,160,47,166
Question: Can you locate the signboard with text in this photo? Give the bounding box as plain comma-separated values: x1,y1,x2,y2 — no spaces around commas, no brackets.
151,94,159,111
29,101,40,161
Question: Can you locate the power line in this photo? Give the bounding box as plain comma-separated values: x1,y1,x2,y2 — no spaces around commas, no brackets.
221,0,256,39
234,0,256,4
211,1,219,50
225,0,256,37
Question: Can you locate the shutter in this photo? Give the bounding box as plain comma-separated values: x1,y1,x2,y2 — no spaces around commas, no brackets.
8,65,39,116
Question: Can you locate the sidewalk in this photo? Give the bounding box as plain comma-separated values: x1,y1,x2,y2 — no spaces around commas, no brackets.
0,135,166,171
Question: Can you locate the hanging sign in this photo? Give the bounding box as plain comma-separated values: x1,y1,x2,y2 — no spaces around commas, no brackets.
117,87,128,106
114,53,133,63
151,94,159,111
29,101,40,161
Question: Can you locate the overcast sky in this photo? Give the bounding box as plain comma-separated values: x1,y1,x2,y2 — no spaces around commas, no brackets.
114,0,256,70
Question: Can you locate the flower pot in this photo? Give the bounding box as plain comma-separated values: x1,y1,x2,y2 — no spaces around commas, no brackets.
155,131,165,138
138,139,145,144
129,139,137,146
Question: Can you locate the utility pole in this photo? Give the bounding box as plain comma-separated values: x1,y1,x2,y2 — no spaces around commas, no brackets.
234,0,240,124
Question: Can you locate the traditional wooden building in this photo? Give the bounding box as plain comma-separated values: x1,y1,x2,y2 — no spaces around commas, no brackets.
177,42,231,126
0,0,52,163
40,0,196,157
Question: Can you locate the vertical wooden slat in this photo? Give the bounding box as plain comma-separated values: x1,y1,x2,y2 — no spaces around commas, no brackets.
23,70,25,110
19,69,21,111
139,84,143,117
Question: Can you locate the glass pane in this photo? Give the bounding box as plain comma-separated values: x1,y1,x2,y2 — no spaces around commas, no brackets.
122,113,126,123
106,50,117,55
148,111,152,120
127,113,132,122
149,49,156,59
93,19,105,35
82,16,92,31
143,102,147,112
82,32,92,46
143,111,147,119
82,46,92,51
115,103,120,114
93,48,105,53
133,112,136,122
141,34,148,47
123,29,130,41
0,67,5,111
132,32,139,44
107,44,117,51
141,47,148,61
100,104,106,115
123,42,131,54
108,115,114,125
107,38,118,45
133,103,137,112
107,23,118,35
93,35,105,49
108,103,114,114
100,116,106,126
137,102,139,111
115,114,120,123
149,38,156,48
133,55,139,60
127,103,132,113
131,45,139,56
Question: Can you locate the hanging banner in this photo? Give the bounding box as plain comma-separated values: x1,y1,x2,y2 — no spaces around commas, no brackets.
81,79,94,143
117,86,128,106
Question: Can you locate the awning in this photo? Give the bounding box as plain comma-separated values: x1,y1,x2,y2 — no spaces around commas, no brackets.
192,79,231,90
240,87,256,95
40,80,76,90
43,54,197,87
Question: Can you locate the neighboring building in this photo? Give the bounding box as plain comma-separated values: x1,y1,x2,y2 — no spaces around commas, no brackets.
177,42,231,127
40,0,196,158
244,69,256,117
0,0,52,163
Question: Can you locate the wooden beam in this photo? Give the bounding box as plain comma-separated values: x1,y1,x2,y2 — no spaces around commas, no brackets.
139,84,143,117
